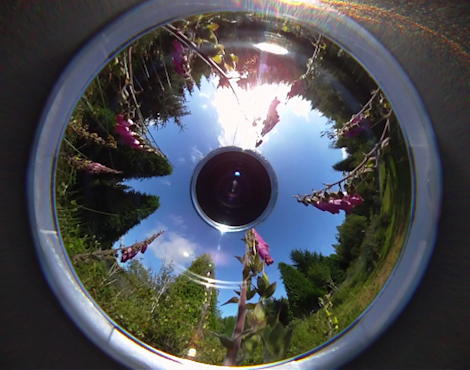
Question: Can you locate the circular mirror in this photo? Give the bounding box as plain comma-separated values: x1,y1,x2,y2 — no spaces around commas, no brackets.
30,2,440,368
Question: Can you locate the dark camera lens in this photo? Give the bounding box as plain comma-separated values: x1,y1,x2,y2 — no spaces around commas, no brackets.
192,148,276,229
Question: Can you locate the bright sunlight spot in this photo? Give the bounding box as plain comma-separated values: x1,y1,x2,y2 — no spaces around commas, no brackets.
254,42,289,55
187,348,197,357
213,81,289,149
212,79,311,150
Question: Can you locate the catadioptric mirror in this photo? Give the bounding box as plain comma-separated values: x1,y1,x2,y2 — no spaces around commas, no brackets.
30,2,440,368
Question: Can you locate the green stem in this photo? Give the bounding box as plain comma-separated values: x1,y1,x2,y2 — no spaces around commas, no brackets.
63,138,87,158
96,76,106,107
224,272,248,366
77,204,119,217
73,248,117,262
323,116,391,190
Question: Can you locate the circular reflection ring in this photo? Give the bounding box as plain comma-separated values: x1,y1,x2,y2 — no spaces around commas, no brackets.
190,146,278,232
28,0,441,368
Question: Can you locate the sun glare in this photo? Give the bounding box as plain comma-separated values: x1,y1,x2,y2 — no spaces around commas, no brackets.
254,42,289,55
211,80,312,150
212,81,291,149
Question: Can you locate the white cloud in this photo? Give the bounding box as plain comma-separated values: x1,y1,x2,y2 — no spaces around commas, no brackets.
190,146,204,164
341,148,348,159
169,214,187,229
151,232,199,266
161,179,172,186
285,95,311,120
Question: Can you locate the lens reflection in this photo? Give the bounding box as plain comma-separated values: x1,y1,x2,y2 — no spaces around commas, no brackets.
55,11,412,366
193,148,275,229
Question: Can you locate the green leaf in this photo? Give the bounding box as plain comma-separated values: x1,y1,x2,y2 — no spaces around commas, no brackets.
211,54,223,64
246,287,257,300
263,282,276,299
245,303,256,310
222,296,239,305
207,22,219,31
208,30,218,44
230,53,239,63
242,334,261,351
244,336,255,352
243,266,250,280
262,321,293,362
257,275,267,295
241,328,263,341
246,302,266,329
214,333,234,349
262,272,270,286
251,253,263,274
366,158,376,168
253,302,266,322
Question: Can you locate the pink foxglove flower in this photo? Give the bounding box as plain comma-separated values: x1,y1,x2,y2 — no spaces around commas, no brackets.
69,156,122,175
171,40,188,77
336,193,364,213
115,114,143,149
314,199,341,214
340,199,355,213
346,193,364,206
260,97,281,137
252,228,274,265
119,232,163,263
343,113,370,138
297,192,364,214
84,161,122,175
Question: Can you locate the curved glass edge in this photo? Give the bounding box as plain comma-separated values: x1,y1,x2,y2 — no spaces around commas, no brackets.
27,0,442,368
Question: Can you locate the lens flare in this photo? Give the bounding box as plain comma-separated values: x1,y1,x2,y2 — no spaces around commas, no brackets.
254,42,289,55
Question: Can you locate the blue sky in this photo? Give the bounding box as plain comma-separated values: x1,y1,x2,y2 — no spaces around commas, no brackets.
120,77,345,316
